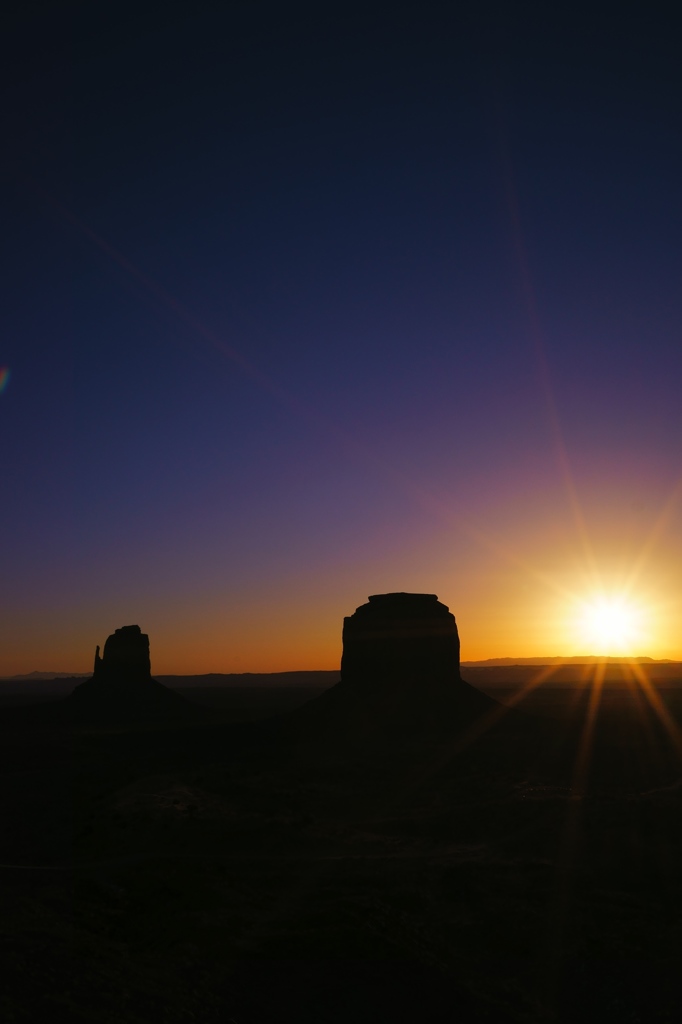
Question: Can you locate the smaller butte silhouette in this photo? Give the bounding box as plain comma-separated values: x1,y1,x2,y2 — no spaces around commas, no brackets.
69,625,196,724
93,625,152,681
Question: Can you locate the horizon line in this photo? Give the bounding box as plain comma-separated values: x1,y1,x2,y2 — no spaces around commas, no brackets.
2,654,681,681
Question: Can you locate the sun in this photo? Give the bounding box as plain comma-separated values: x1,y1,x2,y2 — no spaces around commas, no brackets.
576,595,643,654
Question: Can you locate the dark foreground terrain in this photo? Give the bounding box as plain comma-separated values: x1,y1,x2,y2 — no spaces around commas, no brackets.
1,673,681,1023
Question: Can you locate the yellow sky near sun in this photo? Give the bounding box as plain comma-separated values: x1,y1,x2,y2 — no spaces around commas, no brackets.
3,543,679,676
2,474,681,675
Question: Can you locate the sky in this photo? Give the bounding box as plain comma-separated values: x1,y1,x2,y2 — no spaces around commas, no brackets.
2,1,682,674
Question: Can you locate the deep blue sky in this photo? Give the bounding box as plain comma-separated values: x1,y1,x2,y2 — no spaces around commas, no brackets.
2,2,682,671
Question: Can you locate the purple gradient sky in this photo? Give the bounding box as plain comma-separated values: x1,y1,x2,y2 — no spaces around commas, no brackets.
2,2,682,673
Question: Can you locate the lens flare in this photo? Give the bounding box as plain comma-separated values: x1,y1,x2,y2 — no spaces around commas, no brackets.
576,595,643,654
0,367,10,393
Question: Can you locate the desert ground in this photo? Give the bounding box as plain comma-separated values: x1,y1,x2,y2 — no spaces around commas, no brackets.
1,667,681,1022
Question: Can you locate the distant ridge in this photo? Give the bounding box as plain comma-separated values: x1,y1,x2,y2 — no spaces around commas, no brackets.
0,670,340,697
1,671,90,680
2,660,679,684
155,671,339,688
462,656,675,666
0,670,337,684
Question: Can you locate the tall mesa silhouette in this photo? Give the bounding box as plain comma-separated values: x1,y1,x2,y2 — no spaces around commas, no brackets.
285,593,499,751
342,592,461,687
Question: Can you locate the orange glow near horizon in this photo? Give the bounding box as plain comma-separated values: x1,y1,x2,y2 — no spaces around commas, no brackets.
1,567,678,677
1,471,681,676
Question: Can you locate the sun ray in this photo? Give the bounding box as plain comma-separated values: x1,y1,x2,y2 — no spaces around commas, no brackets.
624,476,682,596
497,135,601,594
570,662,605,796
543,661,606,1012
386,661,570,810
620,662,671,781
628,661,682,757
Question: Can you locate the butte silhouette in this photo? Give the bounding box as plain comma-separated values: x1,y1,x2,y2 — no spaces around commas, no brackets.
285,593,499,753
342,592,461,688
68,625,196,723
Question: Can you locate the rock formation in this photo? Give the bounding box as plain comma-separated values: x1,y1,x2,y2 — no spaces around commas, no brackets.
91,618,151,684
284,593,499,756
69,625,199,724
341,592,461,689
93,625,151,682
